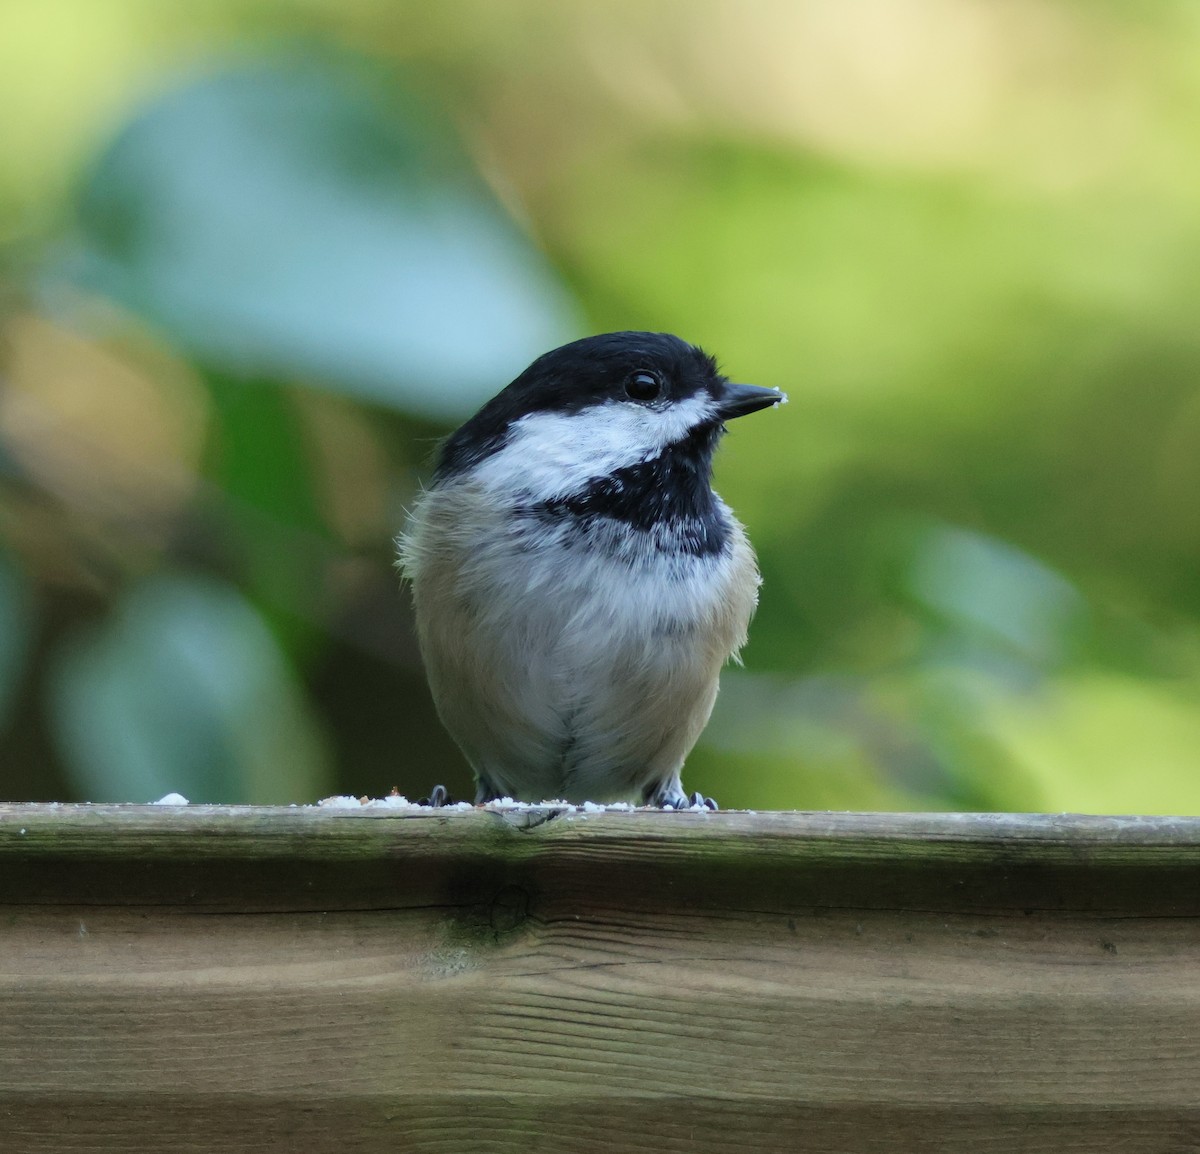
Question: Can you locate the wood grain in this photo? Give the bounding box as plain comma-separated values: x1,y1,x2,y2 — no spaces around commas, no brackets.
2,805,1199,1152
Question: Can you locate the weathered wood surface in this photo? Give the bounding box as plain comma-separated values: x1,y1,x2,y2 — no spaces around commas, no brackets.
2,804,1200,1153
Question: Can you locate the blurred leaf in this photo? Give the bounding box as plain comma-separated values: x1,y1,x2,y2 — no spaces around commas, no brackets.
905,521,1086,670
49,574,331,803
200,372,329,658
54,54,580,419
0,549,32,735
695,670,944,811
987,673,1200,815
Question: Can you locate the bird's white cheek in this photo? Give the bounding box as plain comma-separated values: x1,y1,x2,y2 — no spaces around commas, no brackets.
471,396,715,501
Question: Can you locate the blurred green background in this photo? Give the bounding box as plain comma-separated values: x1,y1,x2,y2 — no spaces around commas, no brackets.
3,0,1200,812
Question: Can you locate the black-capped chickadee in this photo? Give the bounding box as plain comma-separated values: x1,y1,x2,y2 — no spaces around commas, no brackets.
399,331,784,808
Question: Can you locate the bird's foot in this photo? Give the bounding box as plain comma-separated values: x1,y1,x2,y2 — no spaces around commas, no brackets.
418,784,453,808
474,776,504,805
645,783,719,811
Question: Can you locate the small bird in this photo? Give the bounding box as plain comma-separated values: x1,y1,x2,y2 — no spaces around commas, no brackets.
399,331,784,807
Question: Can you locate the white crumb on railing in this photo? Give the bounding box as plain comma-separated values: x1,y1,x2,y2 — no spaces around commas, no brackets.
136,791,707,812
313,794,704,812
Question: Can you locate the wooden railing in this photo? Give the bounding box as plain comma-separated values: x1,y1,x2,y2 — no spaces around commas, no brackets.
2,804,1198,1152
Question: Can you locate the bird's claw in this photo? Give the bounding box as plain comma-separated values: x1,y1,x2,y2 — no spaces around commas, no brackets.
419,784,453,808
645,784,719,810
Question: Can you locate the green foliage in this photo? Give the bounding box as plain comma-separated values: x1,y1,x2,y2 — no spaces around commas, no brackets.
2,4,1200,811
0,550,32,733
62,56,579,418
50,575,331,804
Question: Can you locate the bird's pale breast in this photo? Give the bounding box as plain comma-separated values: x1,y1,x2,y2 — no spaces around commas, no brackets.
401,480,758,802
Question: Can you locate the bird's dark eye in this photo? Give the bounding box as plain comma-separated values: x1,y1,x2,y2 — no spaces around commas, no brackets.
625,371,662,402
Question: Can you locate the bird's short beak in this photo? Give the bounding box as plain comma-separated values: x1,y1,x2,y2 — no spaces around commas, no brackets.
717,382,787,419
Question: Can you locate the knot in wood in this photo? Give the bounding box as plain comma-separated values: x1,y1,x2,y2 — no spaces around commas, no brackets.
489,884,531,934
